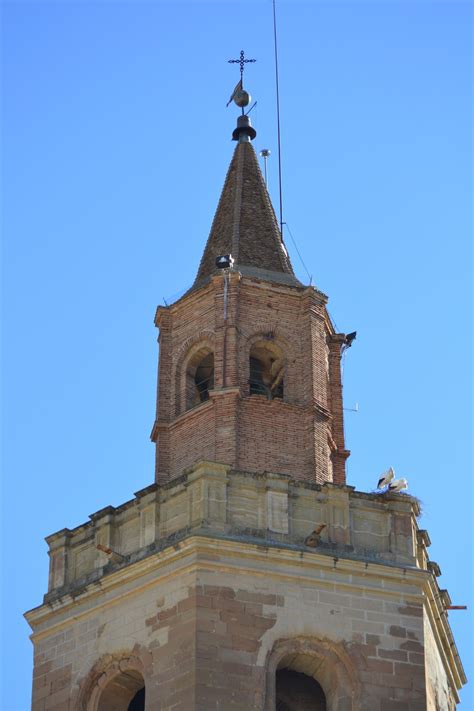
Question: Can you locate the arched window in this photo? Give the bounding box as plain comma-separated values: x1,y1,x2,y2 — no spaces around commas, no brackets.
266,639,359,710
276,668,326,710
186,347,214,409
249,340,285,400
96,670,145,711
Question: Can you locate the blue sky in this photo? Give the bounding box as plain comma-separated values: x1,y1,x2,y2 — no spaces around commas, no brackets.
2,1,472,708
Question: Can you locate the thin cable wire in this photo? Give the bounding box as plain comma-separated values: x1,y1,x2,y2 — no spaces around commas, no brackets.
272,0,284,237
284,222,312,284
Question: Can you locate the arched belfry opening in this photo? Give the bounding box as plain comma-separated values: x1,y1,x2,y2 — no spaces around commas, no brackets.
276,668,327,711
186,346,214,409
249,339,285,400
266,641,356,710
96,670,145,711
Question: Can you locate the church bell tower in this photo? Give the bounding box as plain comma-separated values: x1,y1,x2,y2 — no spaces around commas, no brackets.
26,67,465,711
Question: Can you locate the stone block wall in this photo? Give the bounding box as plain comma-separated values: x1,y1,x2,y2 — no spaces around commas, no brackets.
27,536,462,710
27,464,464,709
31,568,199,710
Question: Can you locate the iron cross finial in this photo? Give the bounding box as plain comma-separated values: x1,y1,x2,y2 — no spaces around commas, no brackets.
228,50,256,86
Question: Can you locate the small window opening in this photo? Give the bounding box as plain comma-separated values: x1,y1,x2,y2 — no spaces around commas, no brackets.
276,668,326,711
186,348,214,409
249,341,285,400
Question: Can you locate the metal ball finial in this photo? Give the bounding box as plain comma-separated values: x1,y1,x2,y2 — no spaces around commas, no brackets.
234,90,251,108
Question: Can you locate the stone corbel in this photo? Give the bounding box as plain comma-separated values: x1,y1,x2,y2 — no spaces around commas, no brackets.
417,528,432,547
427,560,442,577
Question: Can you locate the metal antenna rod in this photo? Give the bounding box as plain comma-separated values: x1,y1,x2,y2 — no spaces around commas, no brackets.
272,0,284,237
223,271,229,321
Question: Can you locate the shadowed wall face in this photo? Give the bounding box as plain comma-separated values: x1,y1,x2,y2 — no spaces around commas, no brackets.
276,669,326,711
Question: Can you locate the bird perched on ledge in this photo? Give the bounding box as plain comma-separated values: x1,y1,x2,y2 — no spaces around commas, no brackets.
304,524,327,548
388,478,409,494
377,467,395,490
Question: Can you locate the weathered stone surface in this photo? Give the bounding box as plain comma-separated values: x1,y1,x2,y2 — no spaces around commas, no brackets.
26,527,464,709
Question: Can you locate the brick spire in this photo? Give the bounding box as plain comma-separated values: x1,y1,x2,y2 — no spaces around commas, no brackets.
192,139,302,291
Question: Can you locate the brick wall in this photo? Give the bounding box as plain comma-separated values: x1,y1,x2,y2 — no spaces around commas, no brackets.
237,399,314,481
152,274,348,485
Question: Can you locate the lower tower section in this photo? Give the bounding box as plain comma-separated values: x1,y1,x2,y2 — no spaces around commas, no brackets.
26,462,465,710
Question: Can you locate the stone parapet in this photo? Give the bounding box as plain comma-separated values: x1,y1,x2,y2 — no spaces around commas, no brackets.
41,461,424,603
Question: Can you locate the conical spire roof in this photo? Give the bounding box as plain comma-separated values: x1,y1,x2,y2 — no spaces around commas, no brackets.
191,140,302,292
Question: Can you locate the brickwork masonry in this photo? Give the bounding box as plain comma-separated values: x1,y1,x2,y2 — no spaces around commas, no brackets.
152,273,349,486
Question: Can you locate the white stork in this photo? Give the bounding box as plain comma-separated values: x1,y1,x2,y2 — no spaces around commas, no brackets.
388,478,408,494
377,467,395,490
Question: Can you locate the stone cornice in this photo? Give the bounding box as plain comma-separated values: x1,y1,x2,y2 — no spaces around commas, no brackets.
25,533,429,635
423,573,467,698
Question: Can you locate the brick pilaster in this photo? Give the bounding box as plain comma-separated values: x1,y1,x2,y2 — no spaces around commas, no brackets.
328,334,349,484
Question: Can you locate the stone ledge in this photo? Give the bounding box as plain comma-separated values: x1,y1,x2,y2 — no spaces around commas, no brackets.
28,532,431,626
